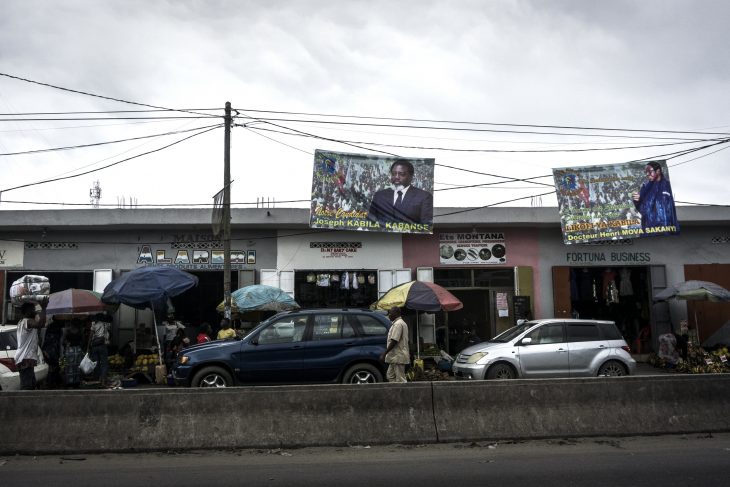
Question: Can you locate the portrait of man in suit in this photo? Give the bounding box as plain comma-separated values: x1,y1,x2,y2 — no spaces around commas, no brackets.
367,159,433,226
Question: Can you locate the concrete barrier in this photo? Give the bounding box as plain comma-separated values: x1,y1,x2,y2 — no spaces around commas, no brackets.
1,383,436,454
2,375,729,454
432,375,730,442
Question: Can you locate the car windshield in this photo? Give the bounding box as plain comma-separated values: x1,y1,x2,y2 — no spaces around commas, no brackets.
489,323,532,343
0,329,19,349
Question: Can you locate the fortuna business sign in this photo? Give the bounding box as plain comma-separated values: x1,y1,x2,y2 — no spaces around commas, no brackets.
553,160,680,245
0,240,24,268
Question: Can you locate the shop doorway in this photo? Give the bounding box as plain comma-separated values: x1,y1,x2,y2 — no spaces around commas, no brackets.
553,266,652,353
435,289,489,355
294,270,378,308
168,270,238,332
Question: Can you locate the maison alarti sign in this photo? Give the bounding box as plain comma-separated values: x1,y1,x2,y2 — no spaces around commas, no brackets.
137,236,256,269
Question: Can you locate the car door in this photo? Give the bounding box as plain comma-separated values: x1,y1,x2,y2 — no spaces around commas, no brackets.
517,323,570,378
566,322,609,376
235,314,309,384
301,313,358,382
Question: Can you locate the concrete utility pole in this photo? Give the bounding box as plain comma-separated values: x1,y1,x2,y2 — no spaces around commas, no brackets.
223,102,232,319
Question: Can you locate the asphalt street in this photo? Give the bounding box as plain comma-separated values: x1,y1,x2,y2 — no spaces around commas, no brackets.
2,433,728,487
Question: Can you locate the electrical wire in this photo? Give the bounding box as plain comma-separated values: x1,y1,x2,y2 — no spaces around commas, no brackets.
243,124,723,154
0,109,222,116
0,124,223,193
0,123,224,157
234,107,730,137
0,72,221,118
236,114,721,141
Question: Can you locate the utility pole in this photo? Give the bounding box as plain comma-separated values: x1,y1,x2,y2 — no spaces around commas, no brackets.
223,101,232,320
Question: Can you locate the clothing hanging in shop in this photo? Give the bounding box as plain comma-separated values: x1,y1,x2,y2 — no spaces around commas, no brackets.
316,273,331,287
603,268,619,304
619,268,634,296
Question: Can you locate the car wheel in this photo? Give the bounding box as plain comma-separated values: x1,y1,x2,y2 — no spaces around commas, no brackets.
342,363,383,384
486,362,516,380
191,366,233,388
598,360,627,377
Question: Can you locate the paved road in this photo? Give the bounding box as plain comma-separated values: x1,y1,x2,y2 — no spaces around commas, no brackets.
2,433,727,487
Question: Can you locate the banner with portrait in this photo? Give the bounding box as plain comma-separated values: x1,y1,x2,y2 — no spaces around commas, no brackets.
309,150,435,234
553,160,680,245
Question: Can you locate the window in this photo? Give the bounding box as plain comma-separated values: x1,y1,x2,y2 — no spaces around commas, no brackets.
312,314,355,341
258,316,307,344
351,314,388,336
598,322,623,340
526,323,564,344
567,323,600,342
0,330,18,349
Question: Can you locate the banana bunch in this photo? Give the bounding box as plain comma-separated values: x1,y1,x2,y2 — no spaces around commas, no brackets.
109,354,125,367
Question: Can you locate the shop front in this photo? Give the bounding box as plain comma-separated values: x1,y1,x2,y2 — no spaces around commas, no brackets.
403,228,540,356
261,230,409,311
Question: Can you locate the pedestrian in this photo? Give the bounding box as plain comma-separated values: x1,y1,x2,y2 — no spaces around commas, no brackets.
41,319,64,389
196,322,212,344
216,318,236,340
379,306,410,383
162,313,185,369
63,319,85,388
89,313,111,387
15,301,48,390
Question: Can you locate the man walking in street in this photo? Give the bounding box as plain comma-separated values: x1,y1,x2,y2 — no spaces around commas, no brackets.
15,300,48,390
380,306,410,383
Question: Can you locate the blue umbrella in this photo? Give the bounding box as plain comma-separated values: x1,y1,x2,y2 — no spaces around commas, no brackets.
101,266,199,310
216,284,300,313
102,266,198,367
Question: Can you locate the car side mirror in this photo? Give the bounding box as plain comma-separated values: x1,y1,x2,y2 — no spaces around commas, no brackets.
520,337,532,346
250,336,259,345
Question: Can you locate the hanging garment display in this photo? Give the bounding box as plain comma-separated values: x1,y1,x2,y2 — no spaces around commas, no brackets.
351,272,359,289
367,273,376,285
357,273,366,285
316,273,331,287
306,272,316,283
340,272,350,290
619,268,634,296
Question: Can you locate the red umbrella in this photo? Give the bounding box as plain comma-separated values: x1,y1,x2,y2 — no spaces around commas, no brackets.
47,288,113,319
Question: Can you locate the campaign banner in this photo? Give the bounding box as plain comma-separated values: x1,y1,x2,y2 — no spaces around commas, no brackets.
309,150,435,234
553,160,680,245
0,240,24,268
439,232,506,265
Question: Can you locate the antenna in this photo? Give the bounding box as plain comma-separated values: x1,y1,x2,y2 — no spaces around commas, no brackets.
89,180,102,208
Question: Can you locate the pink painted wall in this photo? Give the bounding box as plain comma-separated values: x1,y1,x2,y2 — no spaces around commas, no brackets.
402,228,543,316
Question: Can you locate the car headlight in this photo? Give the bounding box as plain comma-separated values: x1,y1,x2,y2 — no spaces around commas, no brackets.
178,355,190,365
467,351,488,364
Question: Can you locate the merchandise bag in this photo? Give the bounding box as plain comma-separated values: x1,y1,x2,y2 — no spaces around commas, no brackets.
80,353,98,375
10,275,51,306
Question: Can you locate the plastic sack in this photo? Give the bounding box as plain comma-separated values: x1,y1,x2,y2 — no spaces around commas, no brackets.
10,275,50,307
80,353,97,375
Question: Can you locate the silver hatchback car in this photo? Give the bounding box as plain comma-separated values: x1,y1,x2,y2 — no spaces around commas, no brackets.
452,319,636,380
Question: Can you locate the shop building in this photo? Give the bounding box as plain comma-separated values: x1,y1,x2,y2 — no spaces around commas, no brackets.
1,206,728,358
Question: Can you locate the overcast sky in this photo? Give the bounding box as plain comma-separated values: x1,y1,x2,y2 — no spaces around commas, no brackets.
1,0,728,213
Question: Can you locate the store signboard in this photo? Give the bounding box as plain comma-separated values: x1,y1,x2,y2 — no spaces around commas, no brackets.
0,240,24,268
439,232,506,265
309,150,435,234
553,160,680,245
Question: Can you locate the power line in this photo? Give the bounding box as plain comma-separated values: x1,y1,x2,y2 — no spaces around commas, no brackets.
234,107,730,137
0,124,223,193
0,123,224,157
0,108,222,115
0,72,220,118
0,116,215,121
244,124,724,154
237,113,723,141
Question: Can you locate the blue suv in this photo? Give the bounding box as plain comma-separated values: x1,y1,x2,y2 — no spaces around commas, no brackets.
172,308,390,387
